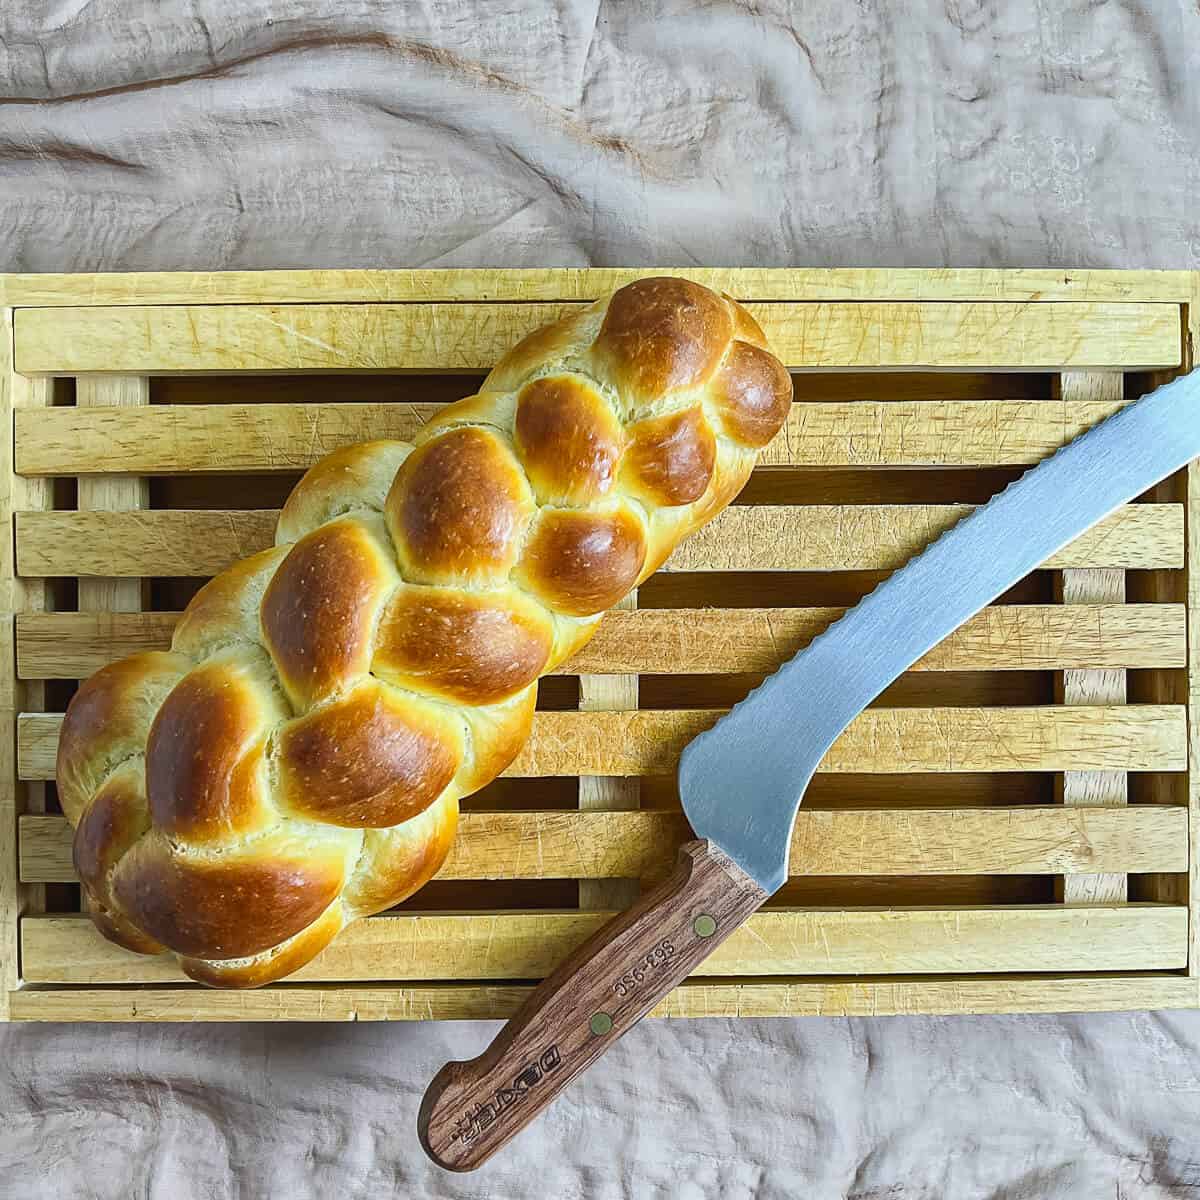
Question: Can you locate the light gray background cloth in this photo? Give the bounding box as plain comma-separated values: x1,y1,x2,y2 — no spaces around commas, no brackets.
3,3,1200,1196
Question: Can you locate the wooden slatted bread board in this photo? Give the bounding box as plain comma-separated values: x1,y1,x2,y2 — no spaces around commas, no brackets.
1,268,1196,1022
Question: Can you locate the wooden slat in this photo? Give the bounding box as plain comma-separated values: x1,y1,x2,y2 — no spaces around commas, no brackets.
1055,568,1129,903
15,604,1187,680
74,377,149,615
14,504,1184,578
1190,455,1199,975
510,706,1188,777
19,806,1188,886
11,974,1198,1022
0,310,52,1013
1121,364,1196,956
1149,303,1200,974
577,591,640,910
5,365,50,923
1180,296,1200,976
17,611,178,677
674,505,1182,572
19,904,1188,984
12,301,1181,375
73,377,150,919
16,815,72,882
19,402,434,476
1,267,1192,307
1,311,18,1009
18,510,277,577
15,398,1138,475
1056,372,1129,905
17,705,1186,782
567,604,1187,674
55,801,1200,881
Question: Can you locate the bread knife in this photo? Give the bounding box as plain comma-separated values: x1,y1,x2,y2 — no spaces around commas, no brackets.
419,367,1200,1170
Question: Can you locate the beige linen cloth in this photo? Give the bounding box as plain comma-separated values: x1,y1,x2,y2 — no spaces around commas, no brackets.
2,3,1200,1196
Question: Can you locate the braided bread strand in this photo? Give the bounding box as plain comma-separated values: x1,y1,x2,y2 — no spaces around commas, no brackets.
56,278,793,987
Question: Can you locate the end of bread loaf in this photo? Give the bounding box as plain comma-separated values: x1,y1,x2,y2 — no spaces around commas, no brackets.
58,277,793,987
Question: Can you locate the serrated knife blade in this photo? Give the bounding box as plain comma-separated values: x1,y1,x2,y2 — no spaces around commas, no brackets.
679,367,1200,893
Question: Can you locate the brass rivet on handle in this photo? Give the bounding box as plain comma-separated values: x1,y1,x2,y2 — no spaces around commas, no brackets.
590,1011,614,1036
693,914,717,938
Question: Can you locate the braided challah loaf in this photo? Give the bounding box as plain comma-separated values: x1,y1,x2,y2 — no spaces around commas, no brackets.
57,277,792,987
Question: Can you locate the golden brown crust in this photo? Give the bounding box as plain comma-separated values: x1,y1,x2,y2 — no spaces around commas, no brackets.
516,507,647,617
60,276,791,988
112,831,351,960
277,683,463,828
455,686,538,794
180,901,346,988
145,659,279,844
276,440,412,544
726,295,769,348
592,277,733,401
171,546,287,661
262,517,398,708
56,651,191,825
386,427,534,586
373,584,551,705
72,763,150,907
86,892,166,957
623,406,717,506
514,375,623,505
341,793,458,916
710,339,794,448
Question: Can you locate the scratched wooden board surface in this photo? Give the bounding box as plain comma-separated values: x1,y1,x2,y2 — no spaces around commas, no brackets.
11,301,1182,374
8,974,1199,1024
19,904,1189,984
0,267,1194,307
18,806,1187,884
1,267,1195,1022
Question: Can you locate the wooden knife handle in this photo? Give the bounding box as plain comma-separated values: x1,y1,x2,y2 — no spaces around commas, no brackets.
417,839,768,1171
